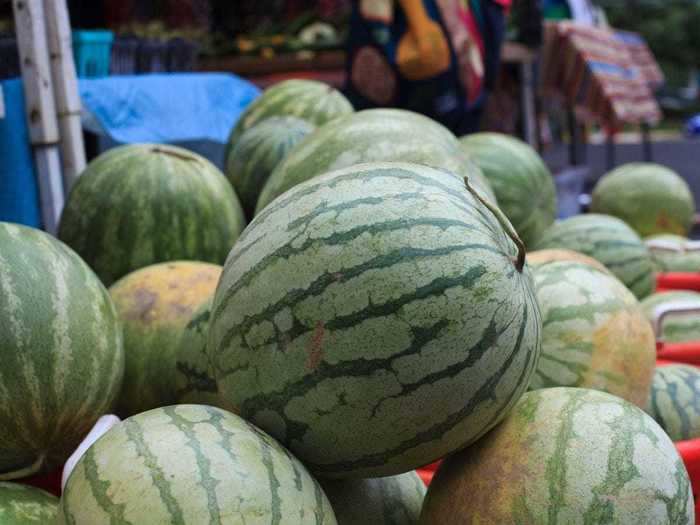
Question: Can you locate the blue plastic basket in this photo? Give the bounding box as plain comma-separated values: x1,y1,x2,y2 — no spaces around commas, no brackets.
72,30,114,78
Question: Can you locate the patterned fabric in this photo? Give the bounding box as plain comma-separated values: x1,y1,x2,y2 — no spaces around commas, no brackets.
542,21,662,127
346,0,505,134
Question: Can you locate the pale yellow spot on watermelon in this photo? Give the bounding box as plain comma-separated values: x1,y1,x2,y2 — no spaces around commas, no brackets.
588,309,655,408
527,249,611,275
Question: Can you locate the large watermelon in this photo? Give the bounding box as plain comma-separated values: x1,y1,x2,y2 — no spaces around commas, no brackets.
528,258,656,407
420,388,694,524
225,116,316,218
646,234,700,273
321,471,426,525
459,132,557,247
59,405,337,524
208,162,542,478
648,364,700,442
591,163,695,237
175,299,224,407
0,482,58,523
58,144,245,286
533,213,655,299
254,108,496,214
640,291,700,343
0,222,124,480
109,261,222,417
226,79,353,157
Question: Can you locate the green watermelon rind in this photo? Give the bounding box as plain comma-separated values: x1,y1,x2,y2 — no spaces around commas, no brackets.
533,214,655,299
459,132,557,248
591,163,695,237
58,144,246,286
0,222,124,478
59,405,337,524
210,161,542,478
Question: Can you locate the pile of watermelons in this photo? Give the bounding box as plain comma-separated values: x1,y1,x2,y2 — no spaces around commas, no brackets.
2,78,700,524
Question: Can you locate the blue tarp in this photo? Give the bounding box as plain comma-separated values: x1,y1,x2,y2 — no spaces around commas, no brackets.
0,72,260,228
0,78,41,228
79,73,260,145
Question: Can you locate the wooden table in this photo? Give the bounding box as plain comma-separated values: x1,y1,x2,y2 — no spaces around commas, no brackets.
199,43,539,146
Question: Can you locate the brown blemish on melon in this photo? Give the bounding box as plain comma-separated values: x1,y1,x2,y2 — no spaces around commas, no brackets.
111,262,222,326
306,321,325,370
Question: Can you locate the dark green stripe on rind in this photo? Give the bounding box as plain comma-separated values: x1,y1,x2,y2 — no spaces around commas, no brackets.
123,418,185,524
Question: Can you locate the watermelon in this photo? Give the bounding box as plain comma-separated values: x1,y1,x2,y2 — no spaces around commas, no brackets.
527,248,611,274
175,299,225,408
459,132,557,248
591,163,695,237
109,261,222,417
59,404,337,524
254,108,496,214
226,79,353,158
58,144,245,286
533,213,655,299
321,471,426,525
0,482,58,524
648,364,700,442
208,162,542,478
528,258,656,407
225,116,316,218
0,222,124,480
640,291,700,343
420,388,694,524
646,234,700,273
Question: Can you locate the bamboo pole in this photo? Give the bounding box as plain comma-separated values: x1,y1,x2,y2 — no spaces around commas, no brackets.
44,0,86,191
13,0,64,234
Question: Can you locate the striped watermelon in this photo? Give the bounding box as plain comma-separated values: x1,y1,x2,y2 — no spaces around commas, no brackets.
420,388,694,524
109,261,222,417
254,108,496,214
459,133,557,248
225,116,316,218
529,258,656,407
646,234,700,273
0,482,58,523
527,248,611,274
321,471,426,525
226,79,353,158
648,364,700,441
58,405,337,524
640,291,700,343
0,222,124,480
208,162,542,478
533,214,655,299
591,163,695,237
175,299,225,408
58,144,245,286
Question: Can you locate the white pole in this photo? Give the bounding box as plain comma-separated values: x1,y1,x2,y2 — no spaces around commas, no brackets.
13,0,64,234
44,0,86,191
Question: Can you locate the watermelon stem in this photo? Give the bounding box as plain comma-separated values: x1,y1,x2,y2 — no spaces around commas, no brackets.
0,453,45,481
151,147,198,162
463,177,525,273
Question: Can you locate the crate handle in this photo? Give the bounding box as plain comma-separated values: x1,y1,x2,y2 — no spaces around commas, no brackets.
652,302,700,340
646,239,700,254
